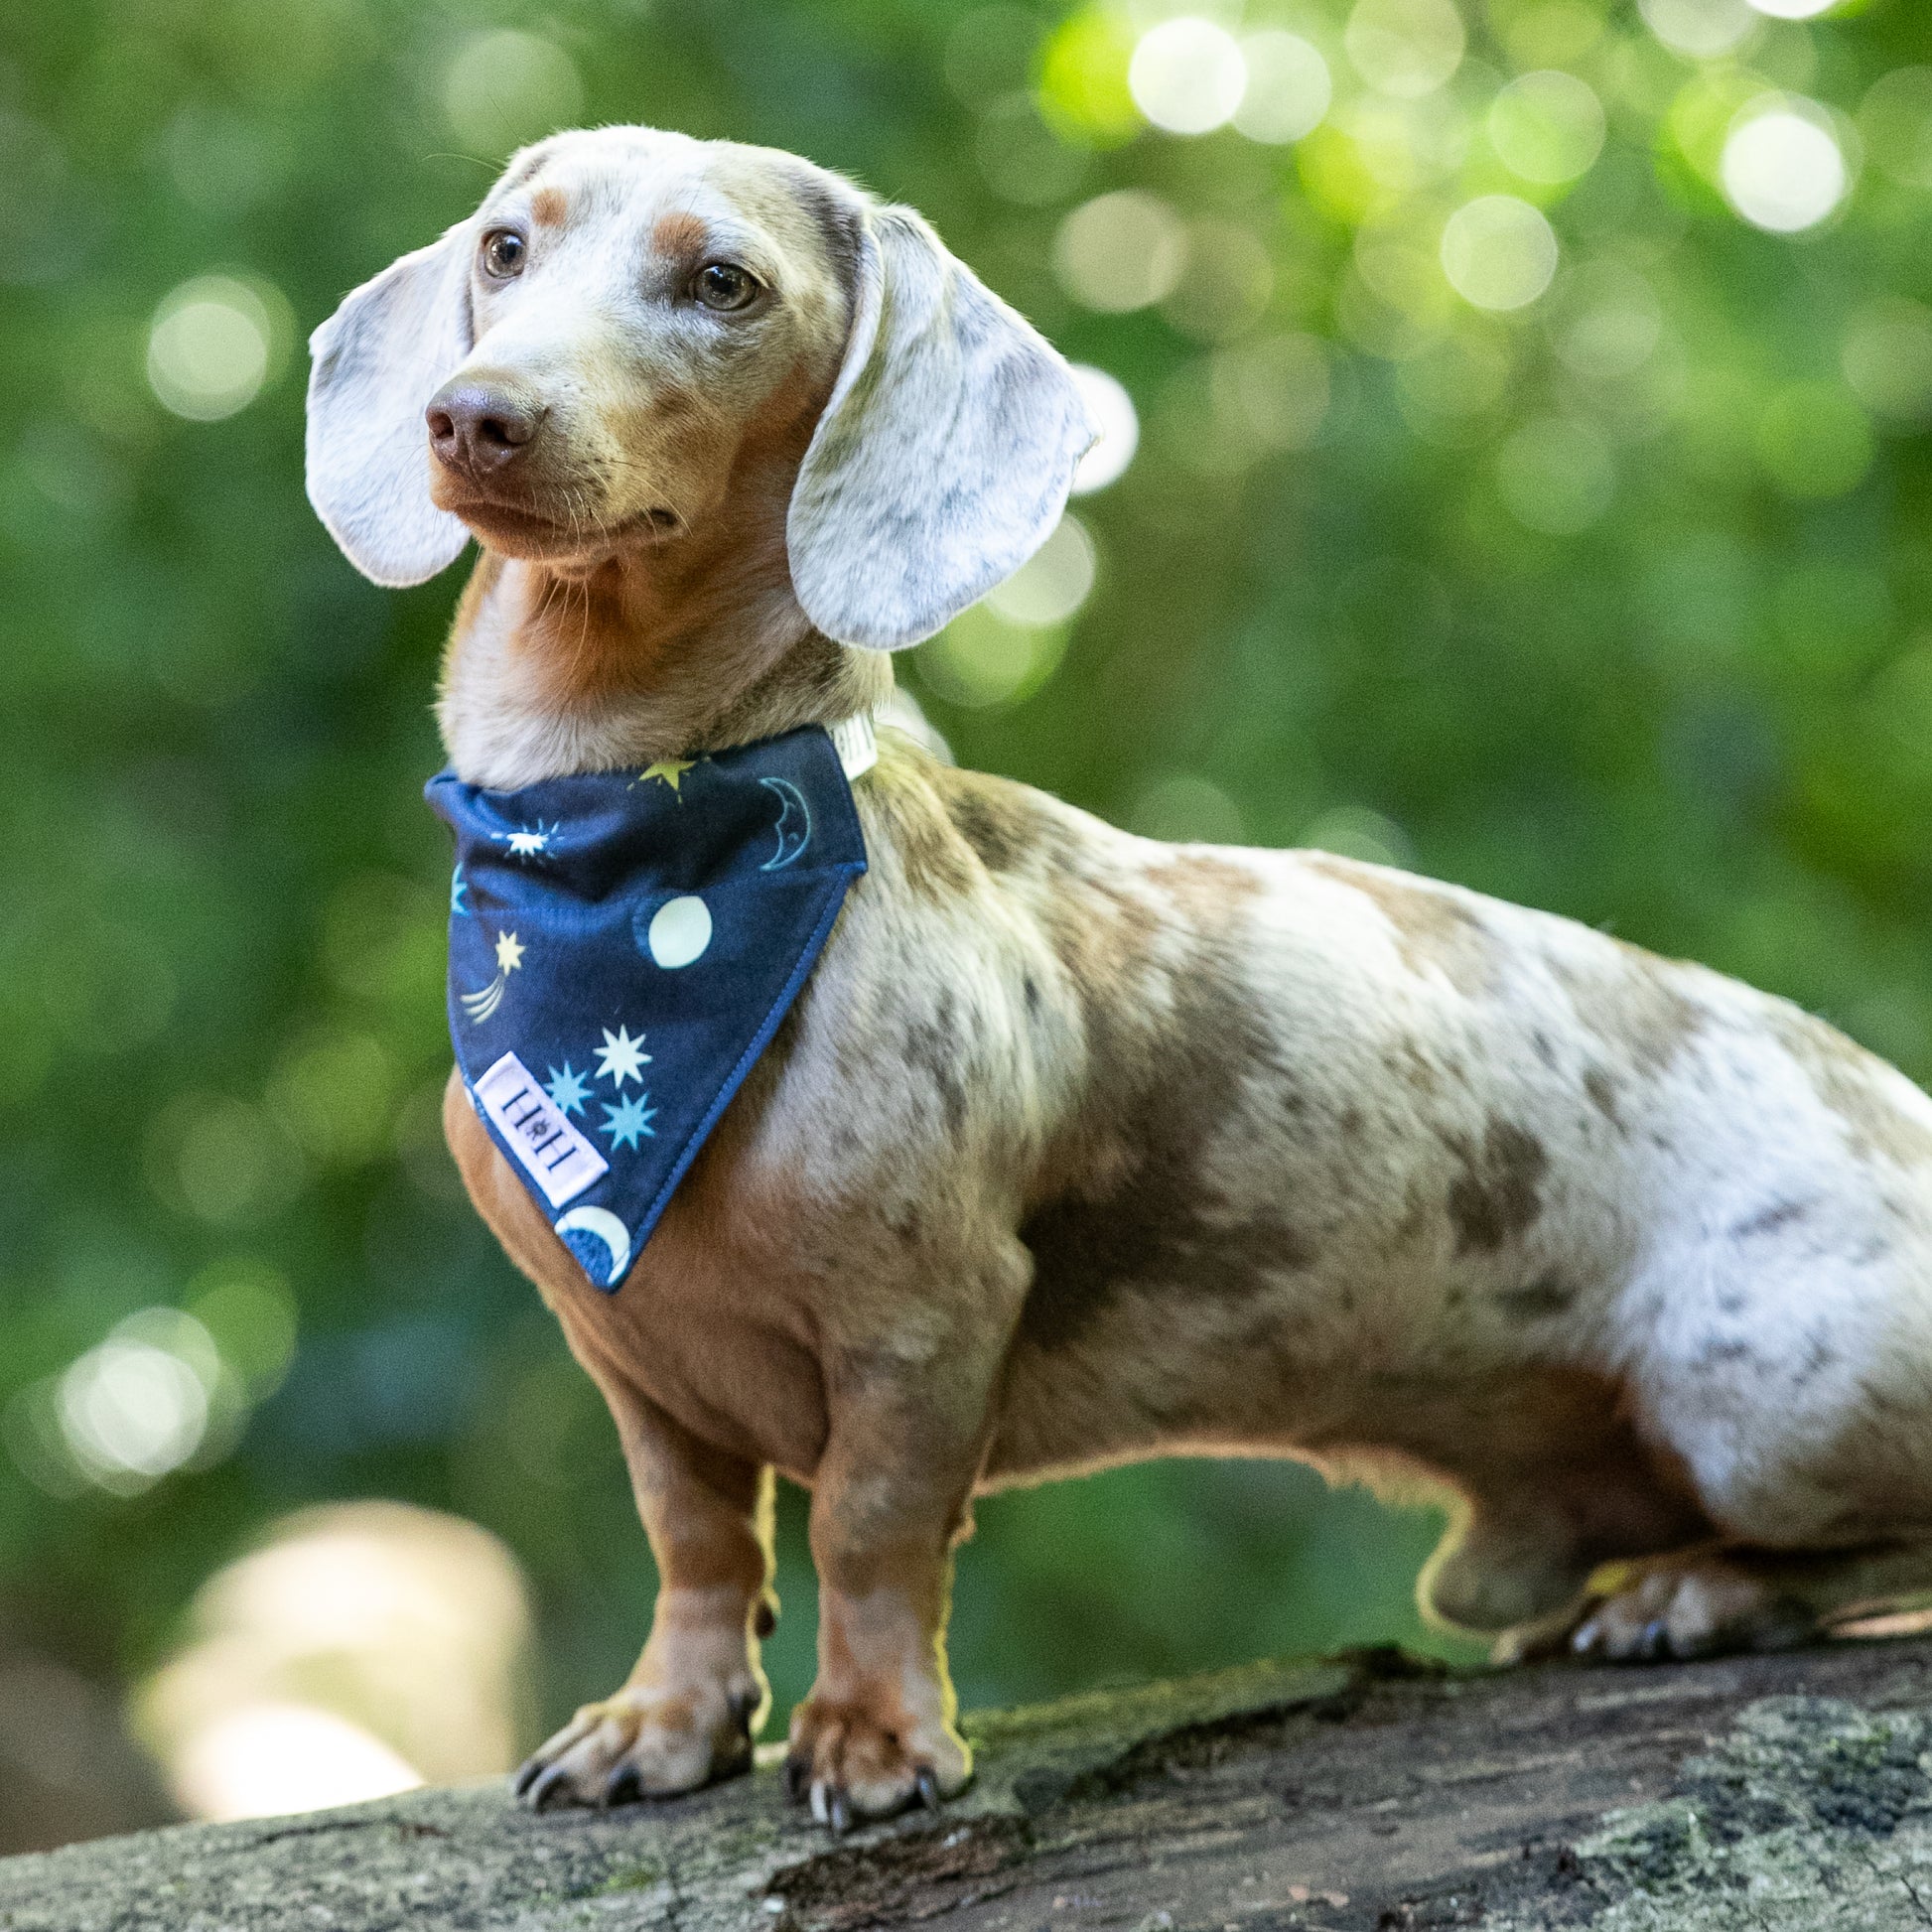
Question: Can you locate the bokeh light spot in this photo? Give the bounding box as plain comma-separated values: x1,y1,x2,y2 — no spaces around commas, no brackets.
1302,805,1414,869
1129,19,1247,136
1497,417,1616,534
1068,365,1139,493
1036,6,1141,147
921,517,1094,708
267,1031,397,1167
1842,300,1932,424
187,1261,299,1401
1721,103,1849,233
1859,68,1932,190
1746,0,1836,16
919,610,1069,709
442,30,584,158
1638,0,1759,60
1345,0,1466,100
172,1704,422,1823
1488,70,1605,185
1129,773,1247,845
1209,335,1334,454
1441,196,1559,312
57,1311,221,1493
1051,190,1187,312
1553,264,1664,381
975,95,1090,207
1501,1,1606,69
137,1504,533,1819
146,275,285,422
985,514,1097,627
1234,32,1331,146
1163,217,1275,343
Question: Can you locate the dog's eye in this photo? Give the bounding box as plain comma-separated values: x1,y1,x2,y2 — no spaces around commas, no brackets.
481,230,526,280
692,262,760,312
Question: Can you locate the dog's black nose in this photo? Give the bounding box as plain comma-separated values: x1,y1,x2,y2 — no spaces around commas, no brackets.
426,382,544,478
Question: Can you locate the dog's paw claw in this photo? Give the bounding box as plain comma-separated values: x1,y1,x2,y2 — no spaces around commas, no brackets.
1561,1559,1816,1666
515,1679,759,1812
785,1693,969,1830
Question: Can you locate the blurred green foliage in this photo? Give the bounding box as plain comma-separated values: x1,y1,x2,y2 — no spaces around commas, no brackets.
3,0,1930,1849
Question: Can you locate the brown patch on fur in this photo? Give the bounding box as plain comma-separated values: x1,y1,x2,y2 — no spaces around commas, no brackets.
1772,1006,1932,1170
881,764,982,901
529,186,568,227
1495,1273,1574,1321
1444,1118,1547,1253
652,211,710,258
941,771,1045,875
1019,899,1316,1349
1303,854,1494,995
1144,852,1266,922
1583,1066,1622,1130
1552,942,1702,1079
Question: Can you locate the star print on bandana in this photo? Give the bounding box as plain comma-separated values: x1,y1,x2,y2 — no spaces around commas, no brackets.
428,721,870,1292
636,757,696,797
459,927,525,1025
600,1092,657,1150
497,819,559,859
545,1061,591,1117
594,1025,650,1087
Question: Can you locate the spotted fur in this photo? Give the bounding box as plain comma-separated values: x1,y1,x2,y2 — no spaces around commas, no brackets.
310,128,1932,1833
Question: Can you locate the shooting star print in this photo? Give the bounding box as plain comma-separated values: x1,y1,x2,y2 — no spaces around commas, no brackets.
460,928,525,1024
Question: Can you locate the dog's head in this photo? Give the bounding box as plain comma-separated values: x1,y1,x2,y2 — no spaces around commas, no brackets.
305,126,1096,650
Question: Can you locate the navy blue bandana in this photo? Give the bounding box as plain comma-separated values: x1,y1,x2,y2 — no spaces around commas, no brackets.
425,720,872,1291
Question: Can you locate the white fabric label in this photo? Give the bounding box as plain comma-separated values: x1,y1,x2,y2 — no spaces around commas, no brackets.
828,711,879,781
473,1052,609,1208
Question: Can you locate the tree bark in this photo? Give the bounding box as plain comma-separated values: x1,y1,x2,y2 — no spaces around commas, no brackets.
10,1635,1932,1930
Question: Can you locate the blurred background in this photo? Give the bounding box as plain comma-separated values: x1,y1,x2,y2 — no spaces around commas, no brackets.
3,0,1929,1856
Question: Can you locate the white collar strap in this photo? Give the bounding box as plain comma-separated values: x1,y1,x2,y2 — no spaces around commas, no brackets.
827,710,879,781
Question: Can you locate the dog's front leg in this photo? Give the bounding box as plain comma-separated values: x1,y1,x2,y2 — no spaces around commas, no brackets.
517,1375,773,1809
785,1289,1021,1830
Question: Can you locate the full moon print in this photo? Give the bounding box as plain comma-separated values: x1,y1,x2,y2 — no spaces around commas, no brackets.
645,894,712,968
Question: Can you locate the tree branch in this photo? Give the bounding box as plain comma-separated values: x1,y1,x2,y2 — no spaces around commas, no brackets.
9,1636,1932,1930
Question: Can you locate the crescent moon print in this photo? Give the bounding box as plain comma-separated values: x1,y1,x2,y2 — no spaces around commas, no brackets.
759,776,813,871
554,1205,633,1287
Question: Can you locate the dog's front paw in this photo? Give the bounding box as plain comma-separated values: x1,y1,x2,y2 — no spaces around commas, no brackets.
783,1694,970,1832
515,1676,759,1810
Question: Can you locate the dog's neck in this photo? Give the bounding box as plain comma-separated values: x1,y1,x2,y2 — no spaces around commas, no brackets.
436,459,891,790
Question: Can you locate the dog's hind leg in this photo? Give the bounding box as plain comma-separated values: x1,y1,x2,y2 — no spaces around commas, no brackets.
1569,1543,1932,1662
1420,1499,1600,1640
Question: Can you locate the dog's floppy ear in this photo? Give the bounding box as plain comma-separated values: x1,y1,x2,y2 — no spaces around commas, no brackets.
306,220,476,588
787,205,1098,651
